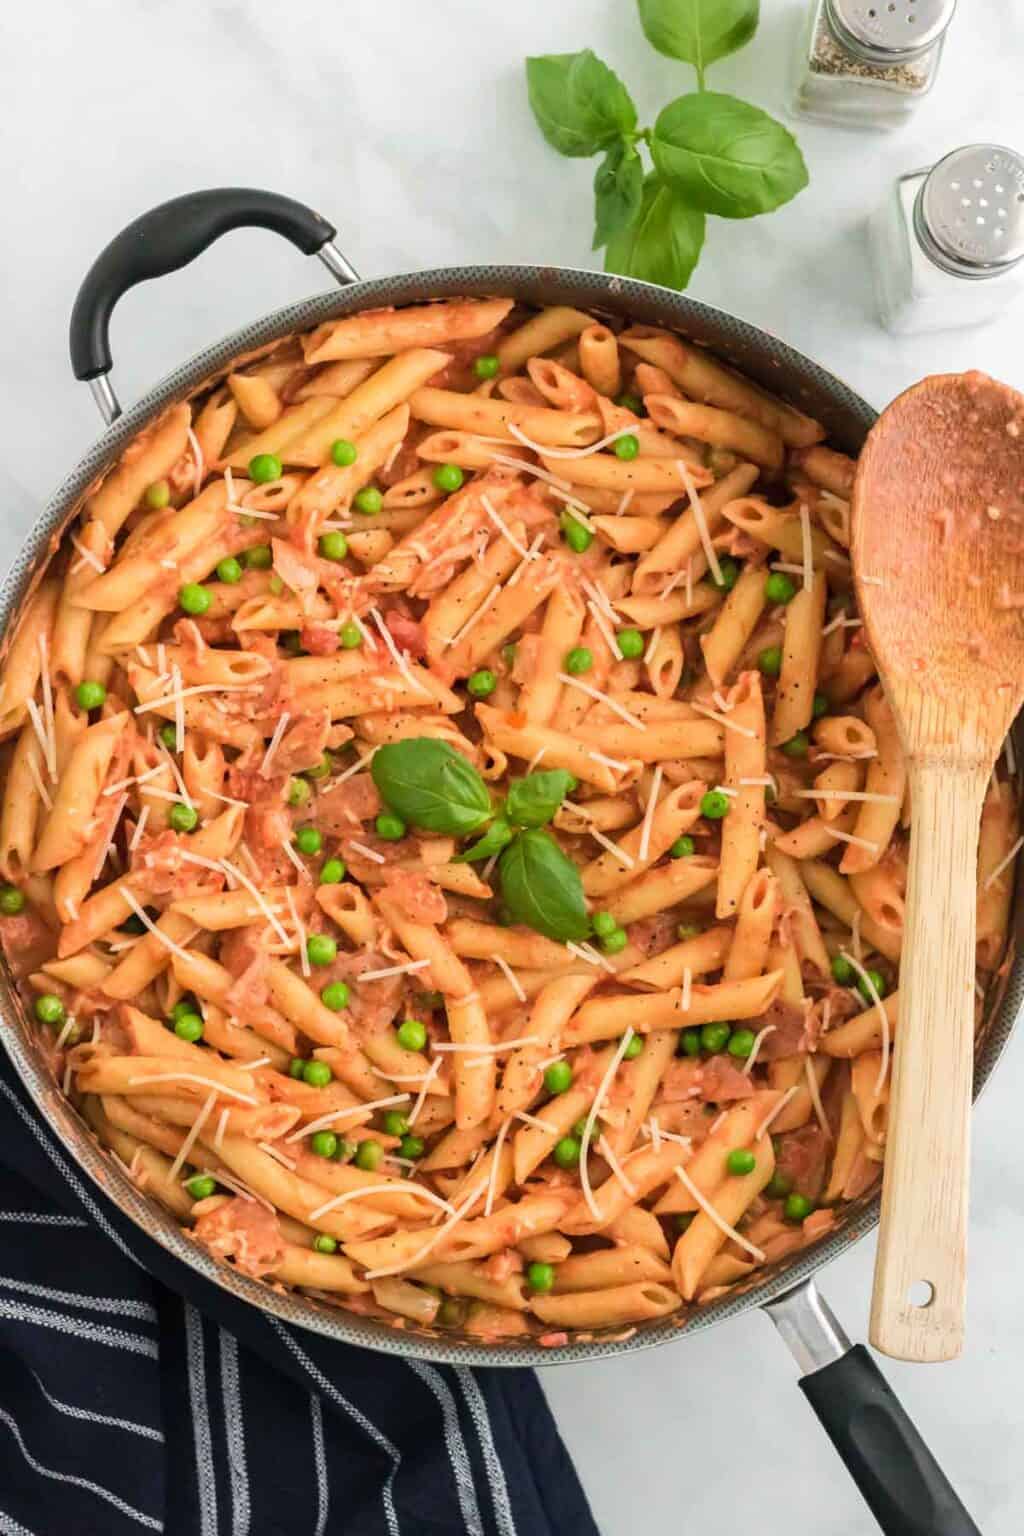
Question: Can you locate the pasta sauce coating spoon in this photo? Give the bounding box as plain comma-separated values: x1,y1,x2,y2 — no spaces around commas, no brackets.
852,370,1024,1362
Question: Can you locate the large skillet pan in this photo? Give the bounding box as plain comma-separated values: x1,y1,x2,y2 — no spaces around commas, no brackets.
3,187,1014,1536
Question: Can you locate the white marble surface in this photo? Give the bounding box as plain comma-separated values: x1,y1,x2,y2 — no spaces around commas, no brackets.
3,2,1024,1531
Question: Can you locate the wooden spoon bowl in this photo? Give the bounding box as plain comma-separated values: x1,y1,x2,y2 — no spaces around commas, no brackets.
852,370,1024,1361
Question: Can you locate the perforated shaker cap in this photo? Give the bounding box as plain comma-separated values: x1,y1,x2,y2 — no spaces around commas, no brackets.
825,0,957,63
914,145,1024,279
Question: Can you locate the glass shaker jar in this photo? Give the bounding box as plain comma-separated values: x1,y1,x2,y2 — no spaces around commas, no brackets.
791,0,957,128
869,144,1024,335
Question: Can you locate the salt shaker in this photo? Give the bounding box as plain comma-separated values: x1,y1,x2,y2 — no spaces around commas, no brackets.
869,144,1024,335
791,0,957,128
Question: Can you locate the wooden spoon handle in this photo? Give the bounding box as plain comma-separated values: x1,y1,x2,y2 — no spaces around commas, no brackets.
869,761,987,1362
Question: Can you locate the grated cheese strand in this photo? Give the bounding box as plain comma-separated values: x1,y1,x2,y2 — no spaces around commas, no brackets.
984,834,1023,891
597,1135,637,1198
127,1071,257,1106
479,494,530,558
580,1029,636,1221
284,886,310,975
359,958,431,982
407,1056,442,1128
676,461,723,586
804,1055,832,1141
490,953,526,1003
839,949,891,1095
673,1164,766,1260
556,674,646,730
259,713,290,778
285,1094,412,1145
690,701,756,739
756,1086,801,1141
169,1091,219,1183
638,764,663,865
507,421,641,461
219,858,291,946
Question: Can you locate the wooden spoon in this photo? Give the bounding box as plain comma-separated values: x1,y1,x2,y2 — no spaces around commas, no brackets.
852,370,1024,1362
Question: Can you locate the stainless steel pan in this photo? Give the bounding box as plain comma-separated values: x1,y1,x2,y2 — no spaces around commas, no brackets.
5,188,1015,1536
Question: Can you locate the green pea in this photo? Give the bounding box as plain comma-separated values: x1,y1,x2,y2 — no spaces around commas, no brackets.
438,1296,467,1327
311,1130,339,1158
831,954,855,986
780,732,809,758
75,680,107,712
700,790,731,819
335,1139,356,1163
784,1192,814,1224
178,583,211,616
288,1057,307,1079
379,1111,408,1140
670,836,695,859
172,999,197,1023
0,885,25,915
34,994,66,1027
248,453,282,484
159,723,179,751
676,923,701,941
173,1013,204,1043
303,1060,334,1088
354,486,383,515
294,825,323,856
432,463,464,493
615,627,644,659
622,1034,644,1059
399,1135,425,1160
473,354,500,380
306,934,337,968
600,927,628,955
758,645,783,678
287,777,311,808
244,545,273,570
321,981,350,1012
169,803,199,833
415,990,445,1011
812,692,829,719
318,531,349,562
560,510,593,554
679,1028,701,1057
565,647,593,676
526,1261,556,1293
467,669,497,699
727,1029,757,1059
313,1234,338,1253
614,433,639,461
210,557,240,587
591,911,617,939
305,753,332,779
330,438,358,467
339,621,363,650
764,572,797,605
397,1018,427,1052
375,812,406,842
500,643,518,670
614,392,643,415
553,1136,581,1170
857,968,886,1004
765,1171,793,1200
144,480,170,509
268,574,285,597
700,1022,732,1053
712,557,740,592
355,1139,383,1172
727,1148,756,1176
544,1060,573,1095
186,1175,217,1201
319,858,346,885
571,1117,589,1139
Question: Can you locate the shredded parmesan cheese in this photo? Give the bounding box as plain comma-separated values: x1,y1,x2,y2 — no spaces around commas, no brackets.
681,968,692,1012
799,504,813,591
676,461,722,586
741,1024,776,1075
514,1110,559,1133
839,949,891,1095
588,828,635,868
579,1029,636,1220
407,1056,442,1127
823,827,880,854
359,958,431,982
169,1091,219,1183
219,859,291,946
556,674,646,729
490,953,525,1002
984,834,1023,891
259,713,290,777
507,421,640,461
597,1135,636,1197
804,1055,832,1141
127,1071,257,1106
286,1094,412,1146
638,765,662,864
673,1164,766,1259
690,702,756,739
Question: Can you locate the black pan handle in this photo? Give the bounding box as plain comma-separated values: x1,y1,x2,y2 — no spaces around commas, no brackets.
765,1282,980,1536
69,187,359,422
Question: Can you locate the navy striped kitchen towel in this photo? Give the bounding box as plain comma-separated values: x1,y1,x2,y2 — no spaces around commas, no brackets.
0,1053,599,1536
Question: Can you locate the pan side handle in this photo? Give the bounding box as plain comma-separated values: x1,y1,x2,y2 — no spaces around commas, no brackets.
763,1280,980,1536
69,188,359,423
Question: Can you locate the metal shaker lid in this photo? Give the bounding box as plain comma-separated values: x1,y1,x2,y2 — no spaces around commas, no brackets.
825,0,956,64
915,144,1024,279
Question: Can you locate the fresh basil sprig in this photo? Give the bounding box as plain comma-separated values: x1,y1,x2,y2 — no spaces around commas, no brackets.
524,0,807,289
505,769,577,829
371,739,492,837
372,739,587,942
498,831,591,944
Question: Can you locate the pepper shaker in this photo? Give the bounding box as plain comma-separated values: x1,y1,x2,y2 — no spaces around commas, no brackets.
869,144,1024,335
791,0,957,128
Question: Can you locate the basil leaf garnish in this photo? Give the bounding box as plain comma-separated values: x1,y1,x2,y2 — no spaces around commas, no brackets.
498,830,590,943
525,49,637,159
454,818,515,864
650,92,808,220
505,770,576,829
371,739,492,837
